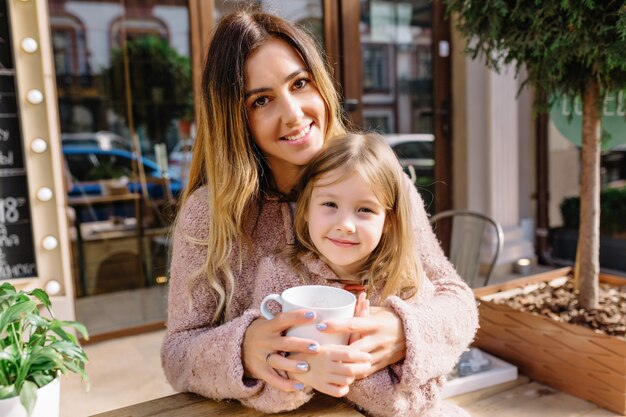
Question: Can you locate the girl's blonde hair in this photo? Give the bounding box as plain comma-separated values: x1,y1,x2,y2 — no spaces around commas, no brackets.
178,12,347,323
290,133,425,300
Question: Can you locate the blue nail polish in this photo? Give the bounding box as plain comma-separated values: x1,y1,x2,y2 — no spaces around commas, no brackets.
296,362,309,371
307,343,318,352
304,311,315,319
294,383,305,390
316,323,327,331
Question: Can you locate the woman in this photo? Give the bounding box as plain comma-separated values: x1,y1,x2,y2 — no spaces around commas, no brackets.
161,11,478,416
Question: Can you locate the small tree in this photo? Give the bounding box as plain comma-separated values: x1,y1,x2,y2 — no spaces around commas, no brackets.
104,36,193,145
444,1,626,309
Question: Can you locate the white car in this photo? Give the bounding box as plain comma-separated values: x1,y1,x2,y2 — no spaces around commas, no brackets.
383,134,434,184
61,131,131,152
168,139,194,182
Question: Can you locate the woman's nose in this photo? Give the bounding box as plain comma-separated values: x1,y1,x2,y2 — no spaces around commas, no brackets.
281,95,304,126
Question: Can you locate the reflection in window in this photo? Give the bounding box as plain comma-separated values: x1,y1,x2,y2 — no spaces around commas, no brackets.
50,14,89,80
360,0,433,135
363,45,391,92
214,0,324,47
109,16,169,49
49,1,192,315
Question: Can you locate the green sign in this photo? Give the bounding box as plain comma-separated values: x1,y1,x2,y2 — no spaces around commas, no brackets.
550,91,626,150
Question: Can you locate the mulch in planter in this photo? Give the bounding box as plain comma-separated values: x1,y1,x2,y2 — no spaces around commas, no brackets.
494,277,626,339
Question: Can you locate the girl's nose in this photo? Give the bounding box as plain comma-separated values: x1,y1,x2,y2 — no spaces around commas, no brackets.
336,215,356,233
281,95,304,126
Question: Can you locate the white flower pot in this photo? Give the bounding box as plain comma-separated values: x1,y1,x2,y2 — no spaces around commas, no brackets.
0,378,60,417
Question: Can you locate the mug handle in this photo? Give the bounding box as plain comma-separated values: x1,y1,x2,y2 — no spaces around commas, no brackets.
260,294,283,320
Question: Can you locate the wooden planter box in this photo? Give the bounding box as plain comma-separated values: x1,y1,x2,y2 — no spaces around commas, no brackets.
473,267,626,415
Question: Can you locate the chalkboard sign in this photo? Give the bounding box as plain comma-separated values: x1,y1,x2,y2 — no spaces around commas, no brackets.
0,0,37,279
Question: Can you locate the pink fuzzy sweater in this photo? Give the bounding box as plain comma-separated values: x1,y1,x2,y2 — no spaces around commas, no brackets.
161,182,478,416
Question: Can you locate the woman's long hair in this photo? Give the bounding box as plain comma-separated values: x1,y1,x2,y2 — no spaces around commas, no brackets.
289,133,425,300
178,12,347,323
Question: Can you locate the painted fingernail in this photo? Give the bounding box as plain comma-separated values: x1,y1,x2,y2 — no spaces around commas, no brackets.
307,343,319,352
316,323,327,331
294,383,305,390
304,311,315,319
296,362,309,371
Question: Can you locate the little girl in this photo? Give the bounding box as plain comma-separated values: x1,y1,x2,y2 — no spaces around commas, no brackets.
253,133,471,416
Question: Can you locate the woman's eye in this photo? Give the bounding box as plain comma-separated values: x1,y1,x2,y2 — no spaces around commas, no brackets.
252,96,269,108
293,78,309,90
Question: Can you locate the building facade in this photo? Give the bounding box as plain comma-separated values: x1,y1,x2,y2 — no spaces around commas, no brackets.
3,0,540,337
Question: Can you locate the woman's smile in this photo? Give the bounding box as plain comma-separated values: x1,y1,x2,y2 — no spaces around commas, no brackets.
282,122,313,141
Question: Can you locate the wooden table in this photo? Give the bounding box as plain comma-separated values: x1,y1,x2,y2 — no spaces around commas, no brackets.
92,393,365,416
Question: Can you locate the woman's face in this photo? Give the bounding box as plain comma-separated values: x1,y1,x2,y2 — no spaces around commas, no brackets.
244,38,326,181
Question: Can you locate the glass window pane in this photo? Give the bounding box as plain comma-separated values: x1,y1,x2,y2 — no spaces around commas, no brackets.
50,0,191,336
360,0,435,211
214,1,324,47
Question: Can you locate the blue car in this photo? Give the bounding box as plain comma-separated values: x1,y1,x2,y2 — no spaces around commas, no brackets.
63,147,182,198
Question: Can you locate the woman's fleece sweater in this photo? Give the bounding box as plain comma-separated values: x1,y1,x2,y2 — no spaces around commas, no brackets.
161,180,479,417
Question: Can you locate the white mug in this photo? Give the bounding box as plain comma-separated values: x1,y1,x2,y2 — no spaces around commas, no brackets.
260,285,356,345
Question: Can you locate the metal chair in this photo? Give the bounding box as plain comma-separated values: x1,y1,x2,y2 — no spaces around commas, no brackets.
429,210,504,288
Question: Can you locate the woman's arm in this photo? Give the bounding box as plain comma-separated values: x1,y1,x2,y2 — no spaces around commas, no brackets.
161,191,314,413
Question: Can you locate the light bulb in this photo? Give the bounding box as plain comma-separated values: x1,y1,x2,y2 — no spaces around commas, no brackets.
42,235,58,250
30,138,47,153
27,89,43,104
37,187,53,202
45,280,62,295
21,38,38,53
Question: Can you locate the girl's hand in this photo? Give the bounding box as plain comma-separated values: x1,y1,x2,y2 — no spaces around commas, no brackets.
319,306,406,379
288,345,371,397
349,292,370,344
242,310,321,392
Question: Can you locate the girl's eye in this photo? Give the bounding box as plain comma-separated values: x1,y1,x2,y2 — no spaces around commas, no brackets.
252,96,270,108
293,78,309,90
358,207,374,214
322,201,337,208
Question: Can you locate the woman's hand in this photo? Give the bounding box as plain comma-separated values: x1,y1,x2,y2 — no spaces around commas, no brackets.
242,310,321,392
320,306,406,379
349,292,369,344
288,345,371,397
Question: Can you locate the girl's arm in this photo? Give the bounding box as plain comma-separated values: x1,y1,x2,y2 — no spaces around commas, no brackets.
161,191,314,414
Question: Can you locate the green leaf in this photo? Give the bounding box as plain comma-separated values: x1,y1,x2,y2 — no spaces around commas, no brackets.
0,384,17,399
27,289,51,311
0,300,37,332
30,372,54,388
19,380,38,417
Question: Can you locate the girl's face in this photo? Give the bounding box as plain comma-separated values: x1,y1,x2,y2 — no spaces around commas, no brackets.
306,171,387,280
245,39,326,184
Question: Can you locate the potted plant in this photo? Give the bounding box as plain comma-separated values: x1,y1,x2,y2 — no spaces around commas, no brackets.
104,35,193,146
0,283,89,417
86,158,131,196
472,268,626,414
443,1,626,413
